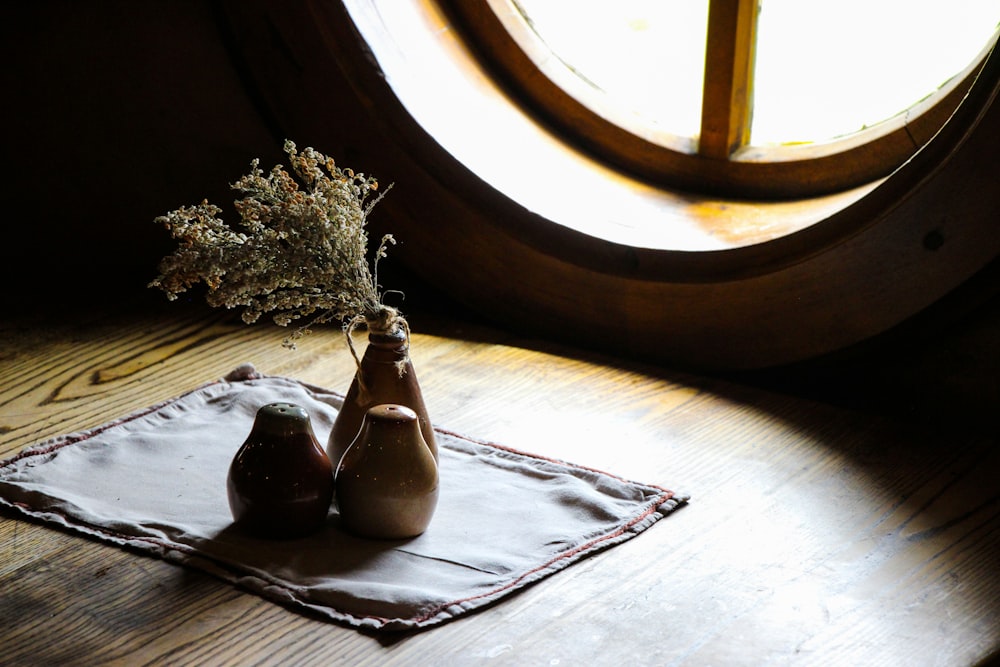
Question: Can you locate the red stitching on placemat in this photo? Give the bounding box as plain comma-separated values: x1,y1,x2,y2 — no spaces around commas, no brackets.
0,378,227,469
433,425,674,494
410,489,677,625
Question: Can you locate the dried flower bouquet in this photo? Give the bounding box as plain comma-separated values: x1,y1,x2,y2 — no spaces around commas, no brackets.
149,140,403,353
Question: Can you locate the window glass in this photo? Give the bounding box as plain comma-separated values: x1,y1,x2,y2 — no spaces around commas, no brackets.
513,0,710,140
752,0,1000,145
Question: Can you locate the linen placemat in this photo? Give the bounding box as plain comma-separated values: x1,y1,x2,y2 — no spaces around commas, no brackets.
0,364,688,632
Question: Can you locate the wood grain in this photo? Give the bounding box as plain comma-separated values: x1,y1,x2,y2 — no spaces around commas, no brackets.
2,299,998,666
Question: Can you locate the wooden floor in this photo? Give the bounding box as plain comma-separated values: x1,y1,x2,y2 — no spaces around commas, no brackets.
2,295,998,666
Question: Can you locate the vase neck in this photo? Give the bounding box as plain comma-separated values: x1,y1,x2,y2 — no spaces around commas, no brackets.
368,328,406,348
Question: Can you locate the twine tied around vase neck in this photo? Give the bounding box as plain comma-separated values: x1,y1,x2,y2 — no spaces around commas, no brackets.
344,305,411,397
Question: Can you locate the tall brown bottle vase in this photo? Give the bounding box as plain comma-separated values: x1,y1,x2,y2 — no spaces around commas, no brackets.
327,323,437,472
336,404,439,539
227,402,334,539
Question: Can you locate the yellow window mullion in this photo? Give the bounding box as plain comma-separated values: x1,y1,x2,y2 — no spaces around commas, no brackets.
699,0,759,159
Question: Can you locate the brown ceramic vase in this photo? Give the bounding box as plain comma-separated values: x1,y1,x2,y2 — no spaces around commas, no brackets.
336,403,439,539
227,402,334,539
327,326,437,470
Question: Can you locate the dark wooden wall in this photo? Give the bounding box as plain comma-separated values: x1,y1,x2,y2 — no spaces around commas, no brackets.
1,2,280,310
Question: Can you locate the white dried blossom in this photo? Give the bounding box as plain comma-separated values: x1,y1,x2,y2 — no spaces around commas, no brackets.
149,140,399,349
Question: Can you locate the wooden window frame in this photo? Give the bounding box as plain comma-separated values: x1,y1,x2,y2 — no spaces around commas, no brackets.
699,0,757,160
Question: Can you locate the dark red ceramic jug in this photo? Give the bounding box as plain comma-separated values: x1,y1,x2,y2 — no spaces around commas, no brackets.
227,402,334,539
